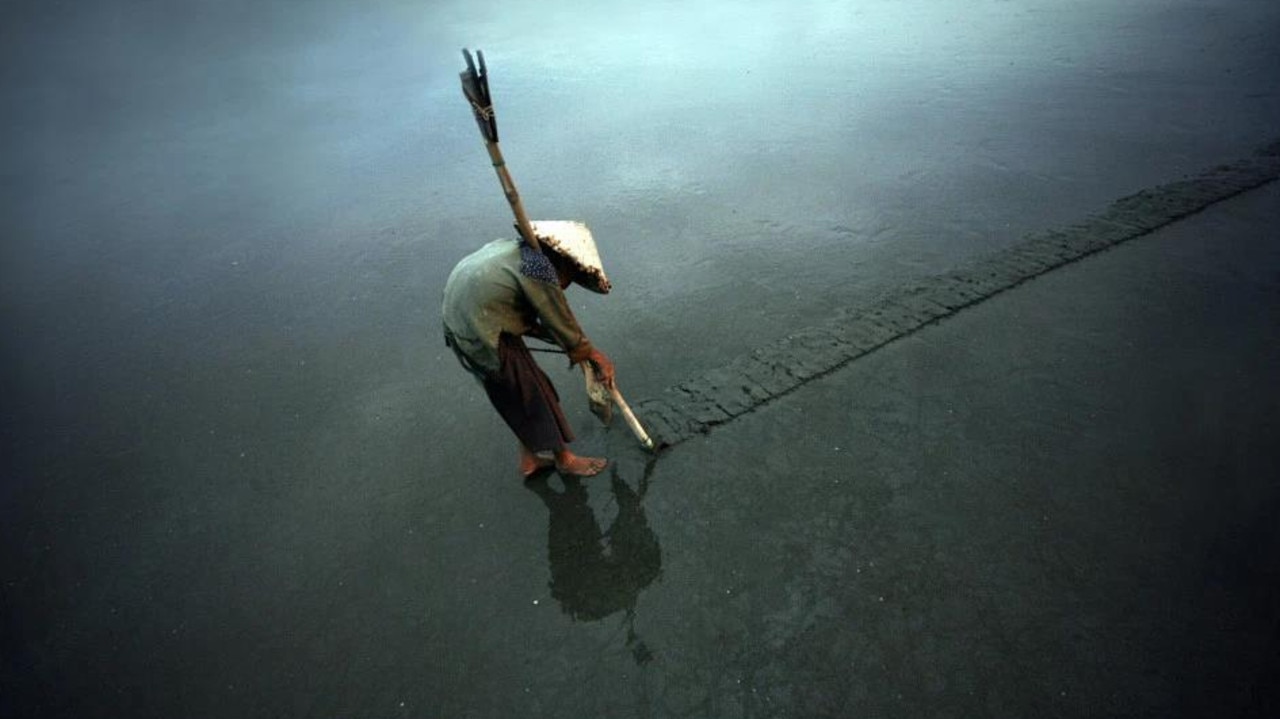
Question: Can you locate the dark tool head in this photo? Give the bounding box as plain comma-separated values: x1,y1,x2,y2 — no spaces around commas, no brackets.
459,48,498,142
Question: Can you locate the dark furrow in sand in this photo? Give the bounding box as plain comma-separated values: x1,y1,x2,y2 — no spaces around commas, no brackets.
635,139,1280,448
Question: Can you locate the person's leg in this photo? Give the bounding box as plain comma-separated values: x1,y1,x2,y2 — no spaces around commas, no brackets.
485,334,608,478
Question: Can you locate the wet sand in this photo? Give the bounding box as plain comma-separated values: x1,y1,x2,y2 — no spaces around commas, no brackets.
3,0,1280,716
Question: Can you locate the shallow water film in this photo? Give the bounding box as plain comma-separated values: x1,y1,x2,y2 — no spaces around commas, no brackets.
3,0,1279,717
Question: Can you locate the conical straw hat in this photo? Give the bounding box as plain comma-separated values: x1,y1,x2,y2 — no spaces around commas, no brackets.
530,220,611,294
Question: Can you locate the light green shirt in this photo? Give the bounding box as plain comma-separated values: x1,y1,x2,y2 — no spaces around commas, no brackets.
442,238,591,375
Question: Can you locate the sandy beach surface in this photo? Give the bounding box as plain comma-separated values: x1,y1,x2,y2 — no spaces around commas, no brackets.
3,1,1278,716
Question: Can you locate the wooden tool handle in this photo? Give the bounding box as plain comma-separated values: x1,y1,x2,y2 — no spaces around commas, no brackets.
483,142,540,251
460,48,540,252
610,386,655,451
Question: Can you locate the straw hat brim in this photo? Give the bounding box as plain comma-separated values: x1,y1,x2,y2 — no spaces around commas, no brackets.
530,220,611,294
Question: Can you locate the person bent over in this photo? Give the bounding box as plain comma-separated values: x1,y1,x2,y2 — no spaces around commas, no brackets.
442,221,616,478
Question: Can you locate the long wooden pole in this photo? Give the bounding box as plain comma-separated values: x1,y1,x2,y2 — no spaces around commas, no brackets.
483,143,539,251
460,48,540,251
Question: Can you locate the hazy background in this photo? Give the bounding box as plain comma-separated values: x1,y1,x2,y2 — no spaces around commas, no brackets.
3,0,1278,716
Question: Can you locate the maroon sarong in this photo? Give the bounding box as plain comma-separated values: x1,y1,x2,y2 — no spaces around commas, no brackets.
482,333,575,452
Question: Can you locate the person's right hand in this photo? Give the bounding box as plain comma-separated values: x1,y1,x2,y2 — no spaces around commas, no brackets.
587,347,616,389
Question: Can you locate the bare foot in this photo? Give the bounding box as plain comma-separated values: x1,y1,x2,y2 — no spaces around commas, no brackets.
554,450,608,477
519,446,555,479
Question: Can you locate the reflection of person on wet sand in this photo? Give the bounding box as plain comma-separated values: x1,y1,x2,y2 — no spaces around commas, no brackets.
527,467,661,627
